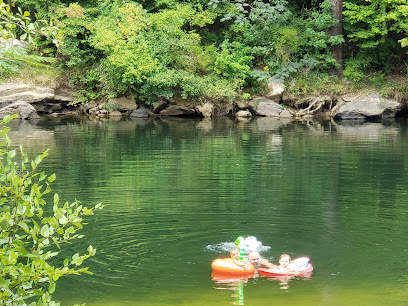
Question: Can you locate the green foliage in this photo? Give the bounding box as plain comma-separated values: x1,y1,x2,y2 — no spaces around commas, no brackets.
343,0,408,71
286,71,347,96
0,0,60,77
242,92,251,101
213,40,253,84
272,56,318,82
0,115,104,305
343,56,370,82
219,0,342,81
0,44,55,78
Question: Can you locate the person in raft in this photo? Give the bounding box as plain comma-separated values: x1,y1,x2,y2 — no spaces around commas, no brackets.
230,248,251,270
277,254,295,272
248,251,275,269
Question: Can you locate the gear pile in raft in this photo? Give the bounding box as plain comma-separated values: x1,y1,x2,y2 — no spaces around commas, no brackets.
211,237,313,277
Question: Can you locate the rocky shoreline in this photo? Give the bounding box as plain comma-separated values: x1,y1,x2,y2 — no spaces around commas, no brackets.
0,81,406,121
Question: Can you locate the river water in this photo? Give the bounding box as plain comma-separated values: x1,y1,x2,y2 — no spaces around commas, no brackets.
8,116,408,305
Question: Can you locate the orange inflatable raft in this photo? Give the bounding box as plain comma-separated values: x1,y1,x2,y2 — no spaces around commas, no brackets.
211,258,255,275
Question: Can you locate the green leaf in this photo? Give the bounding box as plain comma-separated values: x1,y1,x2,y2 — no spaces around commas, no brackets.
48,173,56,183
40,224,50,237
54,193,59,205
34,155,42,165
8,149,16,158
18,221,30,233
39,171,46,182
59,215,68,225
49,282,56,294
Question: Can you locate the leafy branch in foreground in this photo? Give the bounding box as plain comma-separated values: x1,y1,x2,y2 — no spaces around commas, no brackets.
0,114,105,305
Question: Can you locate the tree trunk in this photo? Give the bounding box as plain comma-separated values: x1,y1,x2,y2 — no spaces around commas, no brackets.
327,0,343,73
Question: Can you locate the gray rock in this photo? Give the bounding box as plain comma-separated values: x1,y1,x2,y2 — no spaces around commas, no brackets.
249,97,286,117
0,84,54,105
153,101,168,114
196,102,232,118
107,97,136,111
54,87,76,102
212,104,233,117
235,100,248,110
279,109,293,118
109,110,122,117
159,105,195,116
236,110,252,118
334,92,401,120
0,101,40,119
196,102,214,118
130,106,150,118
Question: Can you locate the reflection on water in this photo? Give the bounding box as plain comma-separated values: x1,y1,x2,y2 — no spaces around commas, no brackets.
7,116,408,305
211,274,248,305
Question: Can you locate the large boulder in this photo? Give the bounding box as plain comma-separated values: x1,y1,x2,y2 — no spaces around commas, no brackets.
249,97,289,117
0,101,40,119
236,110,252,118
196,102,233,118
159,105,196,116
54,87,76,102
196,102,214,118
0,84,54,106
107,97,137,111
334,92,401,120
130,106,150,118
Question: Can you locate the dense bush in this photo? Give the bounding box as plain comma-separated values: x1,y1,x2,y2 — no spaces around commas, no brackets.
7,0,407,103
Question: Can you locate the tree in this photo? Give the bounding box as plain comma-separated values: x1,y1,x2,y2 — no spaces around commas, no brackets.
0,114,104,305
327,0,343,72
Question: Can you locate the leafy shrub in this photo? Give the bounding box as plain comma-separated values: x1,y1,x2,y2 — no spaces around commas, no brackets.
0,115,104,305
213,40,253,84
343,57,370,82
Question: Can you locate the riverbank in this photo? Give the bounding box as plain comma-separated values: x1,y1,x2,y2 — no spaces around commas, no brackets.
1,72,407,121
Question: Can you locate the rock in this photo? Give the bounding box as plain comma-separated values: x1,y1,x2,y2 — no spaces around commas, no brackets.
107,97,136,111
212,104,233,117
0,101,40,119
279,109,293,118
236,100,248,110
265,77,285,102
334,92,401,120
249,97,286,117
130,106,150,118
159,105,195,116
196,102,233,118
54,87,76,102
0,84,54,106
0,38,28,48
196,102,214,118
153,101,168,114
109,110,122,117
236,110,252,118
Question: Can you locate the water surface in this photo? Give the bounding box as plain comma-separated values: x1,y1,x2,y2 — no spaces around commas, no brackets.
9,117,408,305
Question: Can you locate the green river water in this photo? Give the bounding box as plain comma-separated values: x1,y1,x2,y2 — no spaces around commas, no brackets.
8,116,408,305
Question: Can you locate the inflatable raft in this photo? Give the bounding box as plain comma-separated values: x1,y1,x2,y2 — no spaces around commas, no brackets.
258,257,313,276
211,258,255,275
